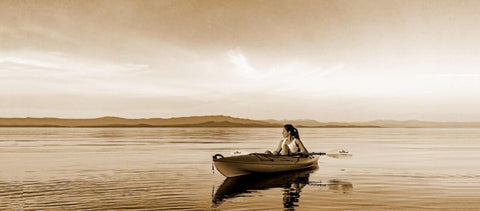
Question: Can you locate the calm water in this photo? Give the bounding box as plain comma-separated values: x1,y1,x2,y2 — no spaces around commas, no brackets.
1,128,479,210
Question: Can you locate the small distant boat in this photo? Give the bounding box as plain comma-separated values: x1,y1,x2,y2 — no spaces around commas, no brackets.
212,153,320,178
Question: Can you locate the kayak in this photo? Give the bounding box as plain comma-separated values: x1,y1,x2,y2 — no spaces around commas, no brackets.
212,153,320,177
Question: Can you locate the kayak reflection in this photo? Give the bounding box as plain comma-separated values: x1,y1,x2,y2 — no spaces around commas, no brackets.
212,169,353,209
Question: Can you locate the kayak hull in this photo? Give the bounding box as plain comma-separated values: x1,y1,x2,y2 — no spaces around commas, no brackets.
213,153,320,177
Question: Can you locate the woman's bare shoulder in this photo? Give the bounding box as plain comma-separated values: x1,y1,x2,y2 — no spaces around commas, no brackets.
295,138,304,143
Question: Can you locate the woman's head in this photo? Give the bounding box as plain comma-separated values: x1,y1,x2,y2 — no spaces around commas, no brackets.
283,124,300,139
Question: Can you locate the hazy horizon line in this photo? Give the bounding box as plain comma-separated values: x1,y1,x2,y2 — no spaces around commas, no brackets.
2,115,480,123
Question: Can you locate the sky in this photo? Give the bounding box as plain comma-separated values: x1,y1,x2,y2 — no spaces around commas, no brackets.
1,0,480,121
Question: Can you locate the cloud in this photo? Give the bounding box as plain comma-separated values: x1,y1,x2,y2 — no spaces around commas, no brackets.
0,51,161,96
437,73,480,78
227,49,255,73
1,51,153,72
224,49,341,94
0,51,151,75
0,56,60,70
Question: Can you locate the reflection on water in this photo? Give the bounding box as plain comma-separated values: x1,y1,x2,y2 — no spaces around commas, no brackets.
282,172,309,210
0,170,202,210
212,169,353,210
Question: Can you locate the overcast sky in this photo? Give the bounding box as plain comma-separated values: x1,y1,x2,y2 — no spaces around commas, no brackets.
1,0,480,121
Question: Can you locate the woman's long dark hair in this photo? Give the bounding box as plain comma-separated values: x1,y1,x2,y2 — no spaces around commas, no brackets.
284,124,300,139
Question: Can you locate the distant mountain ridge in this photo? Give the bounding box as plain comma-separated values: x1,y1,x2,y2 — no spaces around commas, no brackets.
0,116,480,128
0,115,278,127
266,119,480,128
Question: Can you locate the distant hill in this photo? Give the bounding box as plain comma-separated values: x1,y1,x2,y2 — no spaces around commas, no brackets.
1,116,479,128
354,120,480,128
0,115,279,127
265,119,326,127
264,119,379,128
264,119,480,128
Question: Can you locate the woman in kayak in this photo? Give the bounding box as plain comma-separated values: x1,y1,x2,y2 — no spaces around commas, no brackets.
266,124,309,155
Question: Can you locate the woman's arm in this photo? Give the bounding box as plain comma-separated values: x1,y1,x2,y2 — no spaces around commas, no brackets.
296,139,309,153
273,140,283,155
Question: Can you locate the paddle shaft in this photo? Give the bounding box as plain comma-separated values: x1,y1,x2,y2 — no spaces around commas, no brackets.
308,152,327,156
302,152,352,158
290,152,326,157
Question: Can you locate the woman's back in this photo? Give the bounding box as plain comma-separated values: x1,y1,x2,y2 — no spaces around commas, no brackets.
282,138,299,153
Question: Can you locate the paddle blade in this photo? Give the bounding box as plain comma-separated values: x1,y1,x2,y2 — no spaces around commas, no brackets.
326,150,352,159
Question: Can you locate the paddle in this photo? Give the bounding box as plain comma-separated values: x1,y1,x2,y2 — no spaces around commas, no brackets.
302,150,352,159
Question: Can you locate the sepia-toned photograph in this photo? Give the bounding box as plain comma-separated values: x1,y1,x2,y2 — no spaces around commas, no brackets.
1,0,480,210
